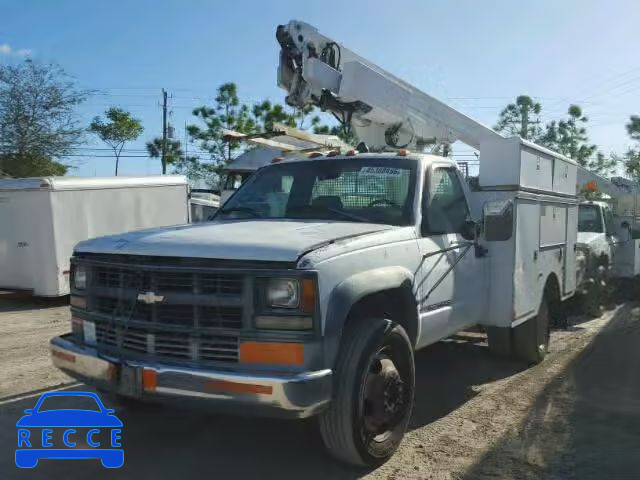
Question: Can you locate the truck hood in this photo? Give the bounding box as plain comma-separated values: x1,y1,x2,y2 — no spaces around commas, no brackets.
75,220,393,263
576,231,602,248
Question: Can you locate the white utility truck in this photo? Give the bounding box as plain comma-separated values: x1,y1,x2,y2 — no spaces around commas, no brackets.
51,21,578,466
0,176,188,296
576,168,640,281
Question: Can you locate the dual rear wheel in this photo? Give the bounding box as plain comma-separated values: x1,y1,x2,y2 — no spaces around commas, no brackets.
487,295,551,365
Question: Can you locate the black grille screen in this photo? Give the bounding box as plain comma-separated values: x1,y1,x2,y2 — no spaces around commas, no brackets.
80,257,246,365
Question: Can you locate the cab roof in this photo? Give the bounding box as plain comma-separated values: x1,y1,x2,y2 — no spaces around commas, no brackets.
266,151,452,168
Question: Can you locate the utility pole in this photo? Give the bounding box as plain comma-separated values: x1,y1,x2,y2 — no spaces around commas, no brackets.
161,89,168,174
184,120,188,163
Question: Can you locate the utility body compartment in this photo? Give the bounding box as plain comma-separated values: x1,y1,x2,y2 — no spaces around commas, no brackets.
479,136,577,196
473,136,578,329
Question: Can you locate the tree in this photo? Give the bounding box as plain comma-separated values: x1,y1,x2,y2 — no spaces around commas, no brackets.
540,105,597,166
294,104,321,130
494,95,542,140
187,83,257,173
187,82,314,186
0,152,68,177
623,115,640,182
89,107,144,175
588,151,618,177
0,59,89,177
146,137,183,173
252,100,297,133
624,150,640,183
627,115,640,142
313,122,357,145
186,82,356,187
170,155,220,186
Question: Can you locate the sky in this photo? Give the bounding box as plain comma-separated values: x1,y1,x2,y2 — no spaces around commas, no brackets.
1,0,640,178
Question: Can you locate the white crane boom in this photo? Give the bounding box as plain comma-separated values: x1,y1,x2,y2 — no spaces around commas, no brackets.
276,20,503,151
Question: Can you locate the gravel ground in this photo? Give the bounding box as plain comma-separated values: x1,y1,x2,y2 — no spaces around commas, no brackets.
0,294,638,479
0,294,74,399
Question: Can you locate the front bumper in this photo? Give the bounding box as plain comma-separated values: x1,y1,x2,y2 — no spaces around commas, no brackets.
50,334,332,419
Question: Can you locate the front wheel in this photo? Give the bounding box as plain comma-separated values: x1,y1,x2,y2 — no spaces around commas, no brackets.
318,317,415,467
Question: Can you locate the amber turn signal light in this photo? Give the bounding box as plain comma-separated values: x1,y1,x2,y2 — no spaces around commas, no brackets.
239,342,304,366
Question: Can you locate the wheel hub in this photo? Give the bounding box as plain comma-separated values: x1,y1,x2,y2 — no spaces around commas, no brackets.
363,356,405,434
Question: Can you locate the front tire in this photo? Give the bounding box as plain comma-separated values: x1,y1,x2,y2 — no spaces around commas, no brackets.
319,317,415,467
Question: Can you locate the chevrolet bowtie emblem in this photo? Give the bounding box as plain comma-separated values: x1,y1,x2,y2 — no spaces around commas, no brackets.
137,291,165,305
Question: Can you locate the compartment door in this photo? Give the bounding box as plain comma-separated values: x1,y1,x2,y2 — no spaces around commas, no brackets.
513,200,540,321
520,150,553,191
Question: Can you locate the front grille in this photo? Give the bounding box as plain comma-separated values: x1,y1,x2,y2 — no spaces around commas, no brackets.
92,267,243,296
92,296,242,330
94,266,151,290
94,323,239,363
80,255,247,365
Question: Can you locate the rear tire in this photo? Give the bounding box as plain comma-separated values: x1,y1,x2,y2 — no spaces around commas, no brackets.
318,317,415,467
512,296,550,365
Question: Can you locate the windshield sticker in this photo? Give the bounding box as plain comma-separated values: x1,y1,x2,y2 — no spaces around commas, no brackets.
360,166,404,177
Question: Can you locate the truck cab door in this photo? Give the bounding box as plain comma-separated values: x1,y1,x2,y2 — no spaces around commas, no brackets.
415,165,486,349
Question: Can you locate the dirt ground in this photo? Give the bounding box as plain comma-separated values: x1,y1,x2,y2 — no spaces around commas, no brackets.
1,293,639,479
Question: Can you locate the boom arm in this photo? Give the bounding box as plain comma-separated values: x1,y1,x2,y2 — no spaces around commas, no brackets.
277,20,502,151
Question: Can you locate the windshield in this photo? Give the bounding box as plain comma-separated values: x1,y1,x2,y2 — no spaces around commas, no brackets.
217,158,417,226
578,205,603,233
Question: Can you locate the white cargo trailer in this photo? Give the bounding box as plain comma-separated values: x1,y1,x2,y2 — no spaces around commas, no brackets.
0,176,188,296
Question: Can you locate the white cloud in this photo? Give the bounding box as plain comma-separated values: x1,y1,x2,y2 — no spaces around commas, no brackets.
0,43,32,57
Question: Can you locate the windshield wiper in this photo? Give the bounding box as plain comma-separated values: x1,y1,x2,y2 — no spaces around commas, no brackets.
218,206,262,218
323,207,370,223
291,205,370,223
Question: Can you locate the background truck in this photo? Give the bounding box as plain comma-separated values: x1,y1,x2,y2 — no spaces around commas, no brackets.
576,168,640,284
0,175,188,296
219,124,350,204
188,189,220,222
49,20,625,468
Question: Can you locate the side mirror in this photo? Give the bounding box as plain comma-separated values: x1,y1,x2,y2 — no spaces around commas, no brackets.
23,409,33,414
621,221,631,231
460,219,476,241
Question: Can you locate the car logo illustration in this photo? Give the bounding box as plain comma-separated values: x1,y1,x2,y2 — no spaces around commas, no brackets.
137,291,165,304
15,391,123,468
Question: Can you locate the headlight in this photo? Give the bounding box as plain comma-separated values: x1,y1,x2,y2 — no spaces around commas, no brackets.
266,278,299,308
74,265,87,290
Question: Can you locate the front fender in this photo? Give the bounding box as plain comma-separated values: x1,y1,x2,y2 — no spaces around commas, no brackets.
322,266,415,369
